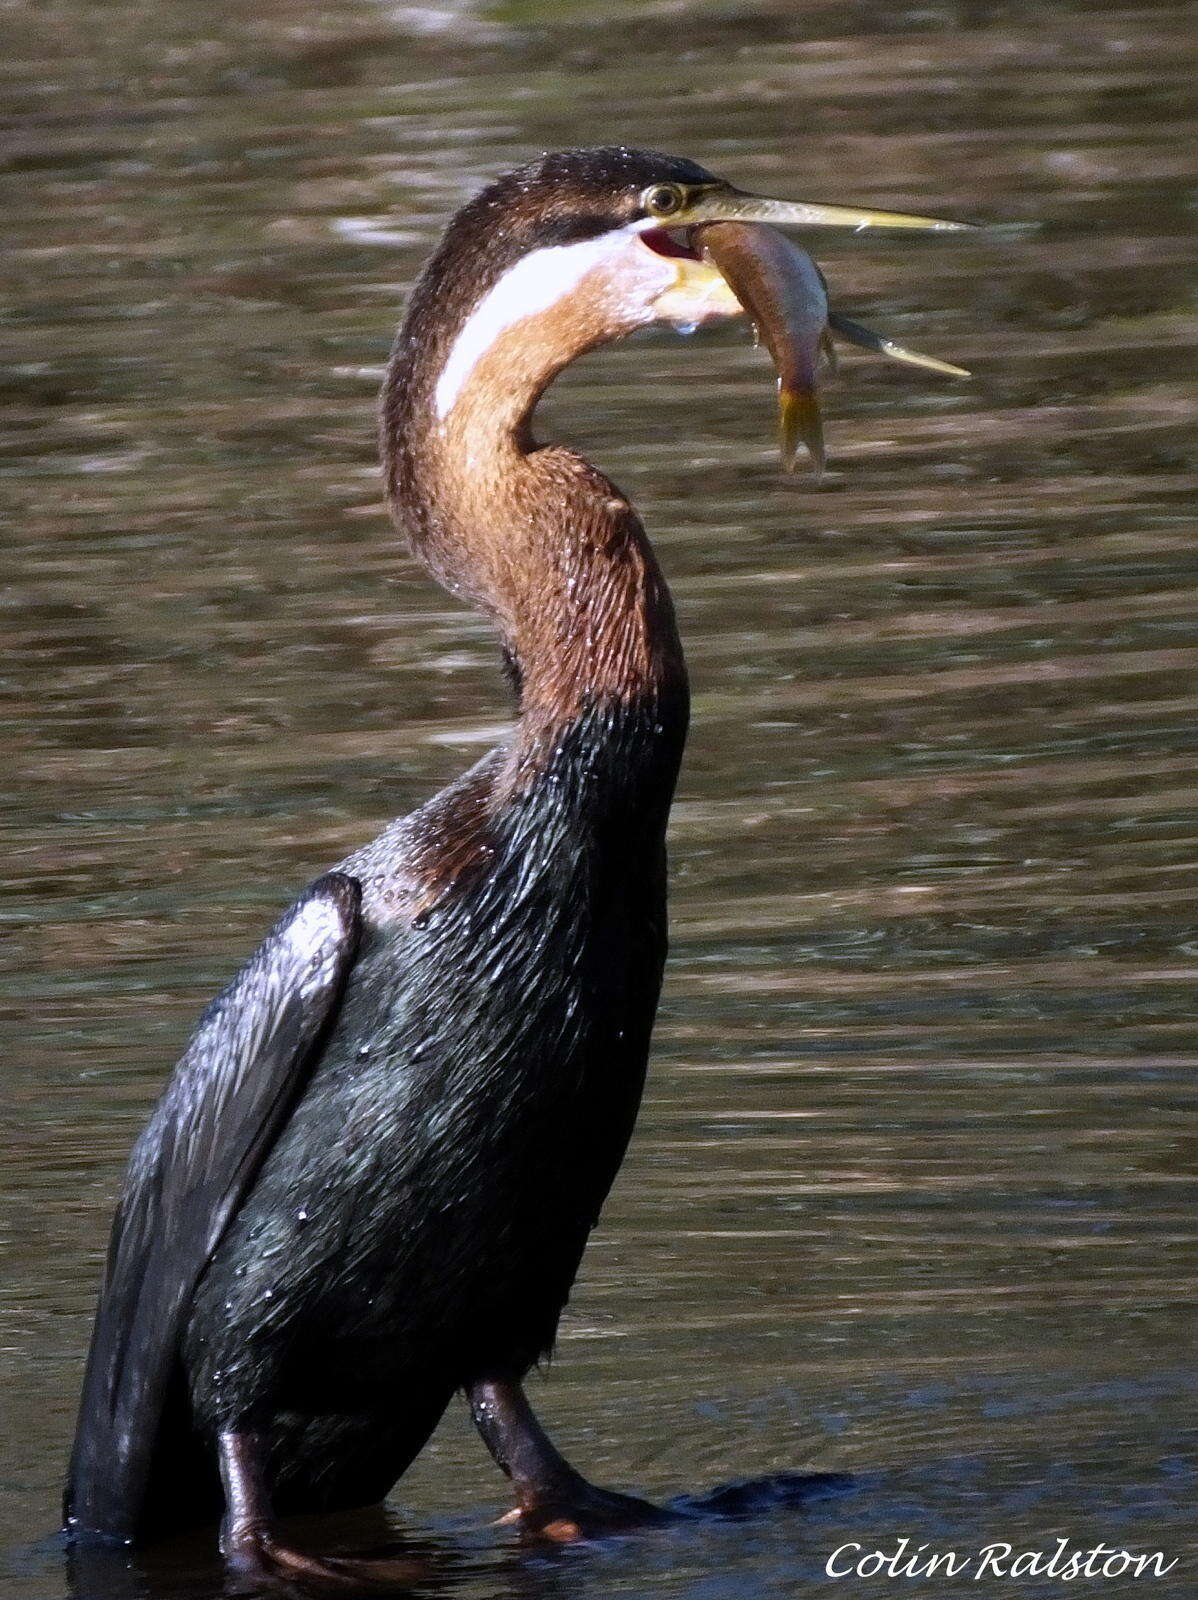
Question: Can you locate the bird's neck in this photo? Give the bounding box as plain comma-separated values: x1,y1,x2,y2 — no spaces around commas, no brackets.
380,300,689,780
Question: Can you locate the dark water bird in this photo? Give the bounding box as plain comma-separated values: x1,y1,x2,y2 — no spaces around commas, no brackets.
64,146,968,1586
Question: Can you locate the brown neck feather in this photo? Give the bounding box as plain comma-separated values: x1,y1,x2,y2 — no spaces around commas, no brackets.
379,279,688,757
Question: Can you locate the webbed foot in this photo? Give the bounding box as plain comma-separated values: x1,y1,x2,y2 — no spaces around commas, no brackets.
499,1477,673,1543
225,1525,425,1591
219,1431,424,1593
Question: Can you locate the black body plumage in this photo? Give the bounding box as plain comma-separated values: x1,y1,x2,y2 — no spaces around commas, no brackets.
67,694,685,1542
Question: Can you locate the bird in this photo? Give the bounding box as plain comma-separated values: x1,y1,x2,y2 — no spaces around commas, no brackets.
64,146,968,1586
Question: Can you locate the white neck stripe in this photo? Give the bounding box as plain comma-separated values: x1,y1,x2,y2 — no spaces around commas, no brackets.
433,223,645,420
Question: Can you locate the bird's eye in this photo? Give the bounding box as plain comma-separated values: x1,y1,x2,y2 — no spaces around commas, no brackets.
642,183,686,219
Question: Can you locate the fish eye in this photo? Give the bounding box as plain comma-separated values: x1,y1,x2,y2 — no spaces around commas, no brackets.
642,183,686,219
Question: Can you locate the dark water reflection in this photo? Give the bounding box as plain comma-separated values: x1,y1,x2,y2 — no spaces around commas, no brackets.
3,0,1197,1595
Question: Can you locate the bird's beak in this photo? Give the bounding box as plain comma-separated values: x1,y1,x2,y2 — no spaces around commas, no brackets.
673,186,973,234
646,189,972,474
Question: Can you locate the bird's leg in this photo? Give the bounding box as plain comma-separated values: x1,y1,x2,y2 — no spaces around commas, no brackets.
465,1376,669,1542
218,1431,424,1590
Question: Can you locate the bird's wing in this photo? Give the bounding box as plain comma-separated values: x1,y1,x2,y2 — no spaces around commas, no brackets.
65,871,361,1543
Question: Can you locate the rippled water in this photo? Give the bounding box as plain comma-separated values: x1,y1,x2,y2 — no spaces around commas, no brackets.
3,1,1197,1596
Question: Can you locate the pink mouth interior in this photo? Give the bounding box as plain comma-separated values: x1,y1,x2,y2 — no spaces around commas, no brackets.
641,228,701,261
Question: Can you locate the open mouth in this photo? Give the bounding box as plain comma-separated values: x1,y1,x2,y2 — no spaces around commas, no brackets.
640,227,701,260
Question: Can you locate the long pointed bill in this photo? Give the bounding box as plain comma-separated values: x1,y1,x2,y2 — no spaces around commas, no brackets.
697,221,829,473
678,189,972,234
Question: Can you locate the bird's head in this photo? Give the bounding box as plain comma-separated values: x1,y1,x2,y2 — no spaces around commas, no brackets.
390,146,969,474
